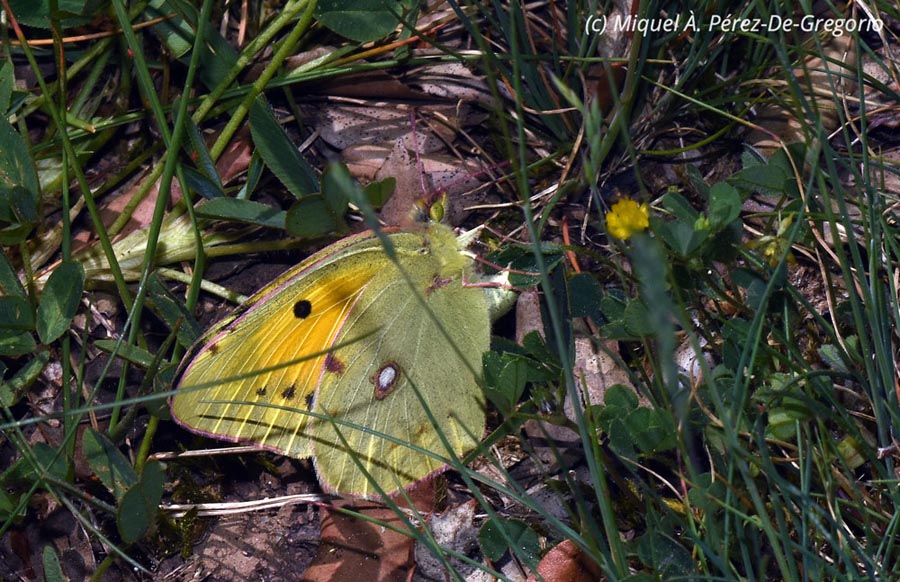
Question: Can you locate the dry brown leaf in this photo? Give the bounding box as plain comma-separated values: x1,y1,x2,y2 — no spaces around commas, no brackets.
748,9,856,153
307,102,472,152
404,62,493,104
302,482,435,582
215,125,255,186
375,139,426,227
524,539,602,582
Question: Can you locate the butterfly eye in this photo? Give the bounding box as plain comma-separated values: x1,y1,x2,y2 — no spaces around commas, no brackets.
371,362,400,400
293,300,312,318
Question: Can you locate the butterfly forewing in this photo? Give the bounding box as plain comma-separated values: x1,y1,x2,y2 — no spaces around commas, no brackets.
172,239,387,458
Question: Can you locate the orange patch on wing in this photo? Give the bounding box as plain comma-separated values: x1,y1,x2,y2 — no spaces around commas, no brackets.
325,353,345,374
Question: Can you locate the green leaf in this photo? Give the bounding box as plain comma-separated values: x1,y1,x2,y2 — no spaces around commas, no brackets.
622,299,655,337
0,250,26,297
362,177,396,208
0,487,19,521
196,197,285,228
182,165,225,200
147,0,238,89
42,545,66,582
94,340,153,369
285,196,346,239
567,273,605,322
733,267,768,312
0,185,39,245
145,274,202,349
0,61,13,115
285,163,360,238
5,0,100,29
662,191,699,224
520,331,560,371
0,350,49,407
837,436,865,470
249,96,318,197
728,159,790,195
818,343,851,374
184,116,223,197
707,182,742,230
626,408,677,454
597,384,644,456
37,261,85,344
721,317,754,371
686,472,724,513
83,430,138,499
118,461,164,544
238,151,265,200
635,529,694,576
0,330,36,356
147,0,194,57
0,290,36,353
598,293,633,339
486,243,564,288
0,442,69,485
757,374,813,441
320,164,353,215
478,517,542,565
315,0,400,42
599,293,626,320
483,352,530,417
604,383,639,410
652,216,705,258
0,112,39,199
0,295,35,331
683,164,710,198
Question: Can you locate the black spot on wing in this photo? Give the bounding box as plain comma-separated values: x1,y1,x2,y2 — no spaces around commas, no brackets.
293,299,312,319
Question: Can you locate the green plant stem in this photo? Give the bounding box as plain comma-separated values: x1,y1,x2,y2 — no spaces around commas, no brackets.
508,1,622,575
134,415,159,474
192,0,317,127
0,0,133,310
105,0,210,432
50,1,77,480
207,0,317,161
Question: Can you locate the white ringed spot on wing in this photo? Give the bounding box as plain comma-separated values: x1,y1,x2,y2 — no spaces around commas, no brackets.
371,361,401,400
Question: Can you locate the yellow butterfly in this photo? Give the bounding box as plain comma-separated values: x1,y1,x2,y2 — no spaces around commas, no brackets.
172,222,509,498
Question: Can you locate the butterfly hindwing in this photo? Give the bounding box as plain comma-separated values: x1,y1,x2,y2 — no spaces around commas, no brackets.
311,227,489,497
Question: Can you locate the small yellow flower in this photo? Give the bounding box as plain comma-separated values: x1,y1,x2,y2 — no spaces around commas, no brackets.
606,199,649,240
